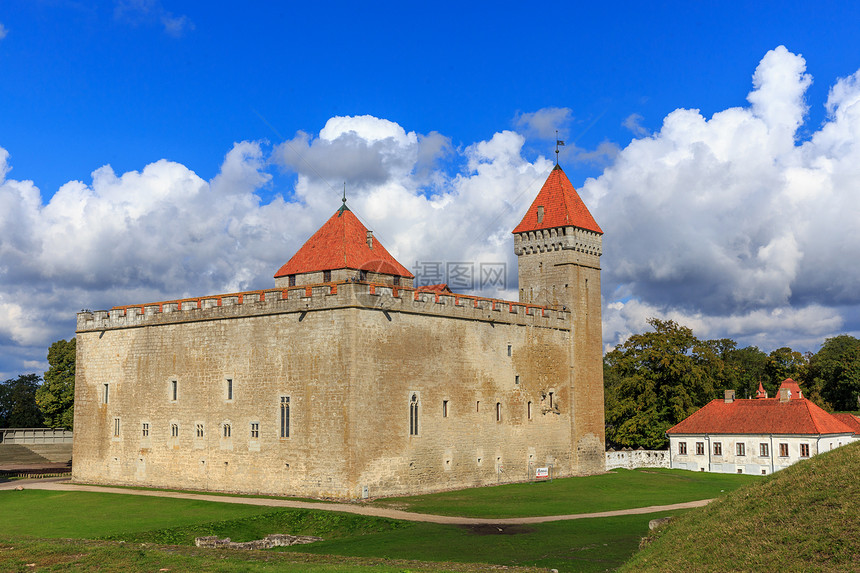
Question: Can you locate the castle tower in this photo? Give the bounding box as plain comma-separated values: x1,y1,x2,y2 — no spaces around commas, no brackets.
512,164,605,473
274,201,414,288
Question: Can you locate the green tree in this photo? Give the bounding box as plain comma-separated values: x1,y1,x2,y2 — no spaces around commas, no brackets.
0,374,45,428
721,344,768,399
763,346,808,396
604,319,720,449
36,337,76,429
805,335,860,412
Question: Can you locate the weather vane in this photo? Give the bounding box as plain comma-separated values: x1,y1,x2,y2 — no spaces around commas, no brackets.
342,182,347,205
555,130,565,166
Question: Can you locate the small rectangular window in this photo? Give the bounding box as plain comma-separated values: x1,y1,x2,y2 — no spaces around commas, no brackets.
323,270,332,282
288,274,296,286
476,400,480,412
113,417,121,437
280,396,290,438
548,392,554,408
250,422,259,439
679,442,687,455
737,468,743,474
527,401,532,420
779,443,789,457
170,423,178,437
507,344,512,356
170,380,178,402
713,442,722,456
515,375,520,385
760,443,769,457
736,443,745,456
393,276,400,286
196,423,204,438
800,443,810,457
496,402,501,422
103,384,109,404
223,423,231,438
226,378,233,401
442,400,448,418
695,442,704,456
142,423,149,437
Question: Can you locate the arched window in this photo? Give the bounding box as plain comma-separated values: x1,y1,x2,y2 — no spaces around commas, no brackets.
409,393,419,436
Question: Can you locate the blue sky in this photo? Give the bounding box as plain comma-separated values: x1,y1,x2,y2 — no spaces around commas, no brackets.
3,1,860,378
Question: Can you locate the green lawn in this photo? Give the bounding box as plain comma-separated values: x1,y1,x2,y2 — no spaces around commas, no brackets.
0,468,757,572
369,468,758,518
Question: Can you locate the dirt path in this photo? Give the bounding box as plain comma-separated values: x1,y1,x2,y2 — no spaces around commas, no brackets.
2,478,712,525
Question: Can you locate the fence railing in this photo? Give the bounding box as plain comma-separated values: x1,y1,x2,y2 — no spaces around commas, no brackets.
0,428,73,444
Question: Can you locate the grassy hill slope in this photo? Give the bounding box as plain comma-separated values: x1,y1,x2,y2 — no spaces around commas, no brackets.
622,441,860,572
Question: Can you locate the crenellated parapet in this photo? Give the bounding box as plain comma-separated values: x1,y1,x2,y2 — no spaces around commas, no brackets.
77,281,569,333
513,226,602,257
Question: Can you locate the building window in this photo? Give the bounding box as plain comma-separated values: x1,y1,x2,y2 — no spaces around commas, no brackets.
507,344,512,356
250,422,259,439
226,378,233,401
113,418,121,437
737,468,743,474
142,423,149,437
548,392,554,408
760,443,769,457
280,396,290,438
679,442,687,455
393,276,400,286
779,443,789,457
515,375,520,385
713,442,722,456
223,423,231,438
409,393,419,436
496,402,501,422
103,383,109,404
527,401,532,420
695,442,704,456
736,443,745,456
359,270,368,281
170,423,178,437
442,400,448,418
288,274,296,286
170,380,178,402
196,423,204,438
800,443,810,457
476,400,480,412
323,270,332,282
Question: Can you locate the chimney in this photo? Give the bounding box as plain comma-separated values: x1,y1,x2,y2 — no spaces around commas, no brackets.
724,389,735,403
779,387,791,403
537,205,545,224
366,230,373,248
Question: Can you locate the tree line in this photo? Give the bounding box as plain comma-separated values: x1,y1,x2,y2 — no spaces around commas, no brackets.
604,319,860,450
0,338,75,429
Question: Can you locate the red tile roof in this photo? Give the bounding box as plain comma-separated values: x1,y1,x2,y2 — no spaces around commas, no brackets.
780,378,803,398
512,164,603,235
667,395,856,436
416,283,453,293
832,414,860,436
274,205,413,279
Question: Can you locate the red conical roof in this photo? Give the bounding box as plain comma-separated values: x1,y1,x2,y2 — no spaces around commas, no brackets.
274,205,413,279
512,165,602,235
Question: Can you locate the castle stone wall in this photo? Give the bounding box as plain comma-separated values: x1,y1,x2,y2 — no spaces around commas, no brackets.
73,282,578,499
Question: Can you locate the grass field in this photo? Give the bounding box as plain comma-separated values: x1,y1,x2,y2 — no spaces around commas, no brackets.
0,468,757,572
622,441,860,572
369,467,757,517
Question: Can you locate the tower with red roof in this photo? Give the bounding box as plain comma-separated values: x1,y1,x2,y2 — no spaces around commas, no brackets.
513,164,605,472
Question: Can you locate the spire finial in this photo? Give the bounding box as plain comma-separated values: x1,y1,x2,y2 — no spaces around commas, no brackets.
555,130,565,166
337,182,350,214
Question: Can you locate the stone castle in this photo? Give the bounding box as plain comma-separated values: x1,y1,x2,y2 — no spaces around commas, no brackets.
72,165,605,499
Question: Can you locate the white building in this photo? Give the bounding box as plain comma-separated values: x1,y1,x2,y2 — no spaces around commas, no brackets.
667,379,859,475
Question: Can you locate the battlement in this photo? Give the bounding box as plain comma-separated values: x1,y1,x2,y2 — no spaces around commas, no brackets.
514,226,602,257
77,281,569,333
